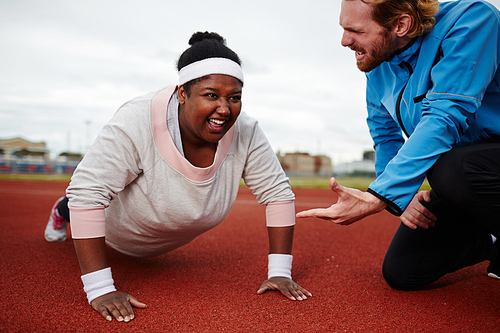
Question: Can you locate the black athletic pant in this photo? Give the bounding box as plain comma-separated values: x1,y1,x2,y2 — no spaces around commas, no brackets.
383,143,500,290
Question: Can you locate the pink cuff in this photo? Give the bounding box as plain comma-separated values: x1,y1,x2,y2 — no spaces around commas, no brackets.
70,207,106,239
266,201,295,227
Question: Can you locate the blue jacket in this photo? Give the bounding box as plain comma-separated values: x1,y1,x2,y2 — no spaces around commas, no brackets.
366,0,500,215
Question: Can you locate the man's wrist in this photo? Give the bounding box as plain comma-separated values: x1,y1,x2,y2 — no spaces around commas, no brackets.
366,188,402,216
366,191,388,212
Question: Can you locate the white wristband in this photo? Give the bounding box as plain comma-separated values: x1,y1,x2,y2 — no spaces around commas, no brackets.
81,267,117,304
268,254,293,280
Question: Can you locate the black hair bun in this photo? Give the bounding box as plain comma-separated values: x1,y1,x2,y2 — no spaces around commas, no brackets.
188,31,226,46
177,30,241,71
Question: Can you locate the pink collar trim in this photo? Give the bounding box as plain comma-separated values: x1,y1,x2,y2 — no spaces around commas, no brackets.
151,86,234,182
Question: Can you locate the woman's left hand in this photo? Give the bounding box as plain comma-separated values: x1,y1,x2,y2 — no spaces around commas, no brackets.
257,277,312,301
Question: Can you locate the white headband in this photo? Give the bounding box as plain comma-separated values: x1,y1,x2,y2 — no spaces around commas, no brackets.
178,57,244,86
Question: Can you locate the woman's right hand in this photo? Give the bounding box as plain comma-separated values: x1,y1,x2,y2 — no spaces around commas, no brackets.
74,238,146,322
91,290,147,322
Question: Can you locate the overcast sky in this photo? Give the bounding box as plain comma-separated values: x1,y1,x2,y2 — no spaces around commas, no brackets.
1,0,499,165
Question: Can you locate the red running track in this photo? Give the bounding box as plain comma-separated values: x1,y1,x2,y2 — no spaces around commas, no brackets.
0,179,498,332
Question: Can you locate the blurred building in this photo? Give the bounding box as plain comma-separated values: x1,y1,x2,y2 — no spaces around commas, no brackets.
54,152,84,174
0,137,51,172
0,137,50,162
333,150,376,177
0,136,82,174
278,152,332,177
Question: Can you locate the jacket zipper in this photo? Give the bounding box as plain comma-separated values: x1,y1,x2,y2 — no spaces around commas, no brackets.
396,61,413,138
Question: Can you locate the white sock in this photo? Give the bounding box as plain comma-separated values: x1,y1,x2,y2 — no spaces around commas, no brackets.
492,234,497,244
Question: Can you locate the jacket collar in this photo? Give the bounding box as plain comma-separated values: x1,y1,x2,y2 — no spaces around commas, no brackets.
386,36,422,65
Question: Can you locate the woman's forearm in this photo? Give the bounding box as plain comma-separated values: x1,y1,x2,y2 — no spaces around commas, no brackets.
267,226,294,254
73,237,109,274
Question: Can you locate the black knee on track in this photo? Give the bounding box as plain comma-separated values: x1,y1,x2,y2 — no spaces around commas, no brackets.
382,252,422,291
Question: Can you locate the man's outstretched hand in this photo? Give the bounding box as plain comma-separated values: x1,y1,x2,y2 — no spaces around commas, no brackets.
296,177,387,225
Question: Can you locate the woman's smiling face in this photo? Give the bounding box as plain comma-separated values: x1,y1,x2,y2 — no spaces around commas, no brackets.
178,74,243,148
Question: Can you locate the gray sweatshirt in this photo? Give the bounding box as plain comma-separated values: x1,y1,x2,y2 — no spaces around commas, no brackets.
67,86,295,257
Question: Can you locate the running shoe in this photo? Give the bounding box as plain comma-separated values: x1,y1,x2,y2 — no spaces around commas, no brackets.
487,237,500,280
488,263,500,279
44,197,68,242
